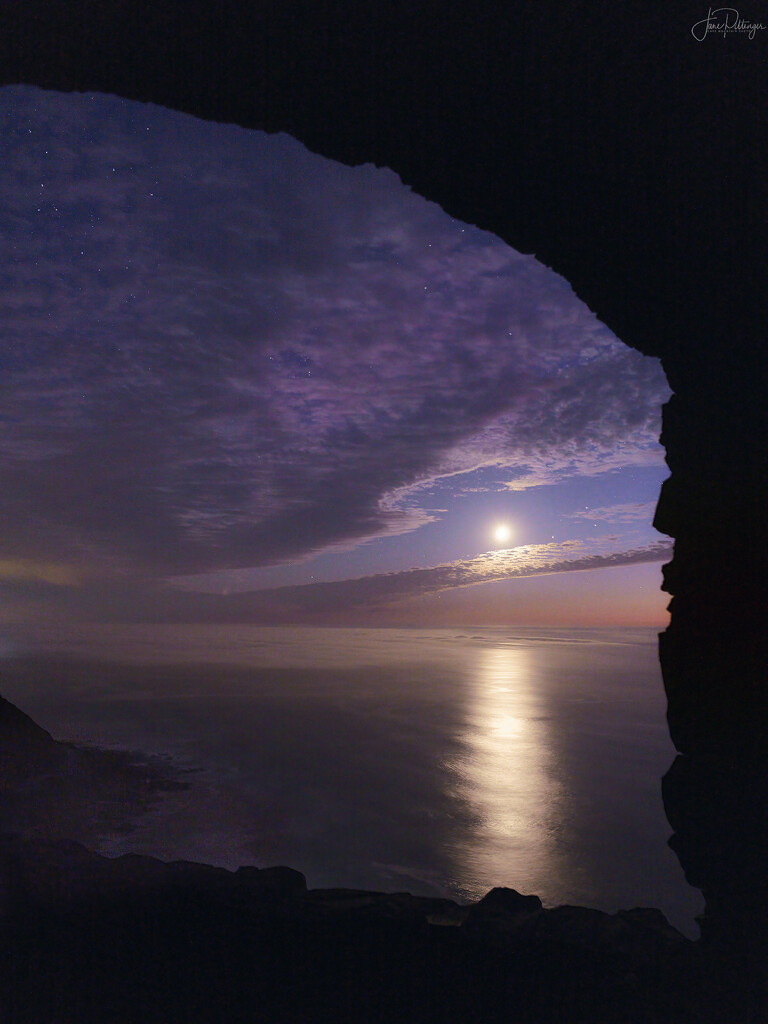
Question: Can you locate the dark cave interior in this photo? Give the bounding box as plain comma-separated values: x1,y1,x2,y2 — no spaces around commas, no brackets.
3,0,768,986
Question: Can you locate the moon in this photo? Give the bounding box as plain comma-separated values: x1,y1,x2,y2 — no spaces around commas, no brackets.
493,524,512,544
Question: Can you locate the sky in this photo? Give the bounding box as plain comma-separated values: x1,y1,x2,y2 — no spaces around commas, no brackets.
1,85,673,632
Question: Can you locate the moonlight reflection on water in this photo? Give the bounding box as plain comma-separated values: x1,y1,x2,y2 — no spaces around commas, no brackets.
452,643,570,902
0,625,702,934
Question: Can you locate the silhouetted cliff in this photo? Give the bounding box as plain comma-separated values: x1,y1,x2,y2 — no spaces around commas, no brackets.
0,695,188,846
0,832,731,1023
2,0,767,975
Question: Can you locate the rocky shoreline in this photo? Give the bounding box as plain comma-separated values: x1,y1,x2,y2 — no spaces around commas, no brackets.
0,695,760,1021
0,694,193,849
3,831,707,1024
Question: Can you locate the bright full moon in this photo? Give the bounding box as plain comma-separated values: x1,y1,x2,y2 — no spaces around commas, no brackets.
493,524,512,544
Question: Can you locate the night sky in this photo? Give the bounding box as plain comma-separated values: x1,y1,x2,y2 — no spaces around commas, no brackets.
1,86,672,631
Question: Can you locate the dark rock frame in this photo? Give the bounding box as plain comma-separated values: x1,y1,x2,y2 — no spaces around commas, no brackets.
3,0,767,969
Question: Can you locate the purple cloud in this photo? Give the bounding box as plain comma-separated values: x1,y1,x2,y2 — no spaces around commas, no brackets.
1,86,669,586
207,539,673,617
566,503,658,524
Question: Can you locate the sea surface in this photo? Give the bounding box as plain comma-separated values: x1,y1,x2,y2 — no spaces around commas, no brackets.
0,625,703,935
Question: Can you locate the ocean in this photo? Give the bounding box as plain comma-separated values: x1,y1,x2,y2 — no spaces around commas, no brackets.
0,625,702,935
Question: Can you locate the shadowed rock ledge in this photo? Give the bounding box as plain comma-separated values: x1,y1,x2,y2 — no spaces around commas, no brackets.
0,831,707,1024
3,2,767,960
2,2,767,1012
0,695,764,1022
0,696,191,847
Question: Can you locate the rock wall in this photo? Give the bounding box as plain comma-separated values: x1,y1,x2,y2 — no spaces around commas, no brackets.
3,0,767,948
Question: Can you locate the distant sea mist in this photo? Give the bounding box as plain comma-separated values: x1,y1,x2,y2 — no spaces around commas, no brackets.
1,625,702,935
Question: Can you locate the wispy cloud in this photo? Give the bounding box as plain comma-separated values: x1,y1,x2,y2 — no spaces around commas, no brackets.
136,538,673,623
1,537,671,626
241,539,674,613
0,558,82,587
565,502,658,524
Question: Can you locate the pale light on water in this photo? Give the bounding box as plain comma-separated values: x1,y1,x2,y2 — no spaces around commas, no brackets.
1,625,703,934
455,644,566,898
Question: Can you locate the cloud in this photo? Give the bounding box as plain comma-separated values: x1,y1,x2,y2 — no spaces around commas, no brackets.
104,538,672,624
237,539,673,614
566,502,659,524
6,536,671,627
1,86,670,583
0,558,82,587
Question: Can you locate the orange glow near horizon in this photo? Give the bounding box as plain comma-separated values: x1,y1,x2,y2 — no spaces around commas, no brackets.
359,562,670,629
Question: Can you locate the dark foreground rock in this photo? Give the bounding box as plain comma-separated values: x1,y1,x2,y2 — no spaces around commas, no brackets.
0,695,191,846
1,695,764,1022
0,833,761,1024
